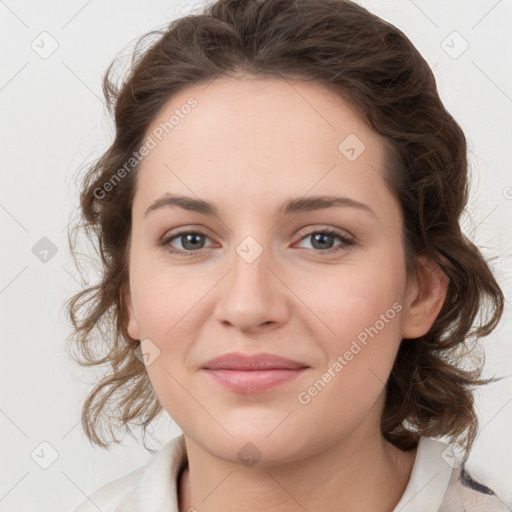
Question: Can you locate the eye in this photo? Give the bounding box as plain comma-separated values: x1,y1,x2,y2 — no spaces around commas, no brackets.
294,228,355,254
159,226,355,256
160,229,214,255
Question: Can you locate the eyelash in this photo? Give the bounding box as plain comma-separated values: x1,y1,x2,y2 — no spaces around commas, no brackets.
159,227,356,256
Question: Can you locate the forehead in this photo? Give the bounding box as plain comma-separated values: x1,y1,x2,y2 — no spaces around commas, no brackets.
134,77,392,216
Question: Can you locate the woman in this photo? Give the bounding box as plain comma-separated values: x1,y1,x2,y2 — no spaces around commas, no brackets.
66,0,507,510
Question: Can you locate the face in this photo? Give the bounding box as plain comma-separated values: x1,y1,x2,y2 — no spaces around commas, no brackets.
124,77,442,465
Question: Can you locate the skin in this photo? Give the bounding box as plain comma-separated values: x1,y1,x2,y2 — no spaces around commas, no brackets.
124,76,449,512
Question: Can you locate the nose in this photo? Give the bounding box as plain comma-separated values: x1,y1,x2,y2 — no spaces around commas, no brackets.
213,239,290,334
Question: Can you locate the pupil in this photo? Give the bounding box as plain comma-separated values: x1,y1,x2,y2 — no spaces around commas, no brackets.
313,233,332,249
184,233,203,249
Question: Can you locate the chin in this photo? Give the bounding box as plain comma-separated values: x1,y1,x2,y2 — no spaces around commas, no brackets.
186,418,326,468
211,436,307,467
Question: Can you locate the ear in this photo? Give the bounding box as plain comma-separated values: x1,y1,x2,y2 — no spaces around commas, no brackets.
122,282,141,341
401,254,449,339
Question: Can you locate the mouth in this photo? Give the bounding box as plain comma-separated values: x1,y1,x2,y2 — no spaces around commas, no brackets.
200,352,310,394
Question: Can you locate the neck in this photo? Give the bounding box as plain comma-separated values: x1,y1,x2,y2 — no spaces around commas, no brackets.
178,429,417,512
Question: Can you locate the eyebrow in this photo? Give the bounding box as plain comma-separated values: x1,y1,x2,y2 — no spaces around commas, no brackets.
144,193,376,219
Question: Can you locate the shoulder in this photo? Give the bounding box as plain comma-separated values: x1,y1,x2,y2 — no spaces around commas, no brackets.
393,437,508,512
439,462,509,512
71,435,187,512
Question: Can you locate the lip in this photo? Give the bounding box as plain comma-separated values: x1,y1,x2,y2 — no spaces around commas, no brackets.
200,352,310,394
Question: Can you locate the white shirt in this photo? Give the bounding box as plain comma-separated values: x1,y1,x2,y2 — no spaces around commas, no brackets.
72,435,508,512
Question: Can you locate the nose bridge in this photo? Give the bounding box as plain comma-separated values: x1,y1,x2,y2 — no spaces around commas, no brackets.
213,231,287,330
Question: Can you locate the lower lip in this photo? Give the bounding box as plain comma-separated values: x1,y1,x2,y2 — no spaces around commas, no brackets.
201,368,308,393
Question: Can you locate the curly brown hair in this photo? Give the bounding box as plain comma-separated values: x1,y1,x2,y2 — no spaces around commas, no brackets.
65,0,504,455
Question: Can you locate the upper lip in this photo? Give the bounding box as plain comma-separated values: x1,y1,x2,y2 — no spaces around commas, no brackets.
201,352,309,371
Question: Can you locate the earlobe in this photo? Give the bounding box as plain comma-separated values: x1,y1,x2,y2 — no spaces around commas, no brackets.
122,283,141,340
401,254,449,339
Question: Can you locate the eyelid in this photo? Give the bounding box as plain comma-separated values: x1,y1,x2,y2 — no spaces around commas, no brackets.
293,224,355,243
161,224,354,242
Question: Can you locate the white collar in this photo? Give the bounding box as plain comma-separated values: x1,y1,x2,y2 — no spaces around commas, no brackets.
392,437,453,512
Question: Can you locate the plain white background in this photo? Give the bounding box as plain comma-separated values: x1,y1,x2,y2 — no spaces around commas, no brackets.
1,1,511,511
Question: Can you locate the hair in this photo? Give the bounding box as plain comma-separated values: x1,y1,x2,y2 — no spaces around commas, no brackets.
65,0,504,456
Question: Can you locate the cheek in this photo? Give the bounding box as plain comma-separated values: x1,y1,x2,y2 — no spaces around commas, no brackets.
131,269,197,419
130,261,202,339
307,258,405,343
295,280,404,440
129,265,206,397
304,254,406,391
